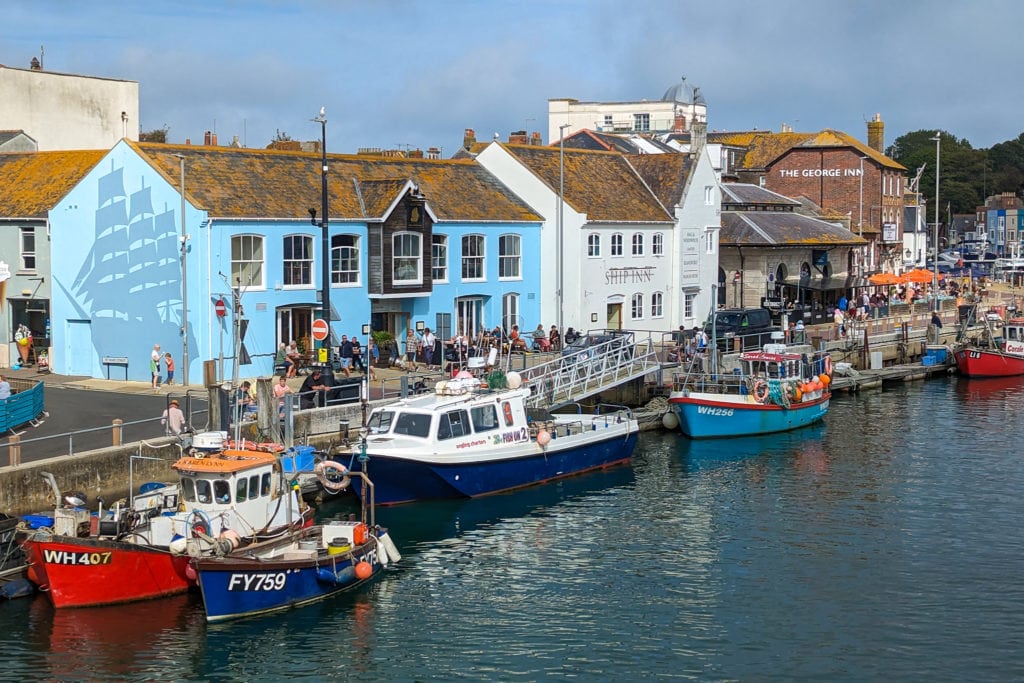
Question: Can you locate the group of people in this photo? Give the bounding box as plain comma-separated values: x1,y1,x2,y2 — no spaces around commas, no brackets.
149,344,176,390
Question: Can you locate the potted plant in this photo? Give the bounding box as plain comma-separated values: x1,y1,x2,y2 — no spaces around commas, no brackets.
371,331,394,367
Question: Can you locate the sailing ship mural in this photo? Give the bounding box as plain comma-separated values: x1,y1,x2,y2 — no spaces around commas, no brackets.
59,158,195,381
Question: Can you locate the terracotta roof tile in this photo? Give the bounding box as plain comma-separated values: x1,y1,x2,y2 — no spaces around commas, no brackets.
0,150,106,217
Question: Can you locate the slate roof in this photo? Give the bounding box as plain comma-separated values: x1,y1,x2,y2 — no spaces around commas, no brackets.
720,183,800,208
626,153,694,211
497,144,673,223
720,210,866,247
0,149,107,217
135,142,542,223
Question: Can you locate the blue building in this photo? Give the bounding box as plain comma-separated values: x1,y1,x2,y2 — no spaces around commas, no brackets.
44,140,541,382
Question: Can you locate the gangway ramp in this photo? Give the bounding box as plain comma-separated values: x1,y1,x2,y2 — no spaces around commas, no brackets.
518,334,661,410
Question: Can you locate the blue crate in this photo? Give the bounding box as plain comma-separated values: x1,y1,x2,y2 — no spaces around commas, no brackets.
922,355,937,367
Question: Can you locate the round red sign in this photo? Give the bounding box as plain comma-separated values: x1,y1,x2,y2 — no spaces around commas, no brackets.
214,299,227,317
311,318,329,341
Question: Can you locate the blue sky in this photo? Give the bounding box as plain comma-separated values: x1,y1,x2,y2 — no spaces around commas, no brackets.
5,0,1021,155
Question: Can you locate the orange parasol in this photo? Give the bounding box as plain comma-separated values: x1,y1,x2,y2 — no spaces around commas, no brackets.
868,272,900,285
900,268,942,284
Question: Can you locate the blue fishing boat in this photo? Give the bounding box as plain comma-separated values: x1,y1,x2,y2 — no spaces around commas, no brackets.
667,344,832,439
193,472,400,622
348,379,639,506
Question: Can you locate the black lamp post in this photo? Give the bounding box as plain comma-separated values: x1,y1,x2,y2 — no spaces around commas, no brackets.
312,107,330,355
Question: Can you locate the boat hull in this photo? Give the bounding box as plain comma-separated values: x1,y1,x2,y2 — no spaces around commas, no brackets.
954,346,1024,377
356,429,639,506
21,535,193,608
195,539,382,622
669,392,830,439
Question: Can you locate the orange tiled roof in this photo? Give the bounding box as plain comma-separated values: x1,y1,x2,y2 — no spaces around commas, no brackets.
498,144,673,223
0,149,107,217
738,129,905,171
134,142,541,223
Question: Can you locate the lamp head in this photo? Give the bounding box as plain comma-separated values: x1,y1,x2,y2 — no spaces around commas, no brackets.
308,207,317,225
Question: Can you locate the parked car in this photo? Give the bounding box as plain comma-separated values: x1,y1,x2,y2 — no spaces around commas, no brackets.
704,308,778,351
561,330,634,369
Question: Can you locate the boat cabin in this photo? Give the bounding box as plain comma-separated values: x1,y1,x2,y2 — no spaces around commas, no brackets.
365,386,528,444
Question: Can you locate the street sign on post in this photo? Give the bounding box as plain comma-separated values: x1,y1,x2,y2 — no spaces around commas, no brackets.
214,298,227,317
311,318,329,342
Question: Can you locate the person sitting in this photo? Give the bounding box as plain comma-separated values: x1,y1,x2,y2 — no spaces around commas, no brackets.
285,340,302,378
236,381,256,418
564,327,580,345
509,325,527,352
531,324,550,351
549,325,561,351
299,368,333,409
273,375,294,417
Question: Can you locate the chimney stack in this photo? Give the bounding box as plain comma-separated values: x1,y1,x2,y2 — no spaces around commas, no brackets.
204,130,212,146
690,120,707,158
463,128,477,151
674,111,687,133
530,132,542,146
867,113,884,152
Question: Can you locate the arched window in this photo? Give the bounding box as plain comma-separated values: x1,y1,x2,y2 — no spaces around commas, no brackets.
631,293,644,319
502,292,519,331
611,233,623,257
588,233,601,257
631,233,644,256
331,234,359,284
650,292,663,318
499,234,521,279
652,233,664,256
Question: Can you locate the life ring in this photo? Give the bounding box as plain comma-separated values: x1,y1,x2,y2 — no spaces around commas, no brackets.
315,460,351,492
823,356,833,376
752,381,769,403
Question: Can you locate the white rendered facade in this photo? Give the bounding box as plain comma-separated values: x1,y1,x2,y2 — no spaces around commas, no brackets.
0,65,138,151
548,97,707,144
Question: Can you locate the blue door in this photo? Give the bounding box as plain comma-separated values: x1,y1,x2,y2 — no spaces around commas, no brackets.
66,319,94,376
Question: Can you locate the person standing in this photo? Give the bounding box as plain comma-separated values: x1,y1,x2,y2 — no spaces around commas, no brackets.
150,344,162,390
337,334,354,378
0,375,10,400
164,352,175,385
422,327,436,368
367,338,379,382
161,399,186,436
351,335,366,373
405,327,419,372
273,375,295,417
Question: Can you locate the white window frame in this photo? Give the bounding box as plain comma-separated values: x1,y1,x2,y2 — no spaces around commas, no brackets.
684,292,695,318
498,234,521,280
232,234,265,289
432,234,448,283
652,232,664,256
631,293,644,319
651,291,663,318
705,228,716,254
282,234,314,287
704,185,714,205
611,233,623,257
462,234,485,282
588,233,601,257
634,113,650,132
393,231,422,285
20,226,36,271
631,232,644,256
331,234,360,285
502,292,520,331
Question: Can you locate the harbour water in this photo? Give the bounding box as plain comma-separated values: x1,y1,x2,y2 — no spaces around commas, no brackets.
2,376,1023,681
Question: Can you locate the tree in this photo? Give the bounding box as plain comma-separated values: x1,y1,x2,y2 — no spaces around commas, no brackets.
139,126,170,143
888,130,986,218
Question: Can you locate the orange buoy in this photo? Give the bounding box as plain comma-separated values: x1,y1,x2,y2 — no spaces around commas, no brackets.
537,429,551,446
355,561,373,580
820,374,831,386
793,387,803,401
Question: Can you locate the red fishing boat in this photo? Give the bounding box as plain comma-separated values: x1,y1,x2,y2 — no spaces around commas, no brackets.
954,317,1024,378
21,432,313,608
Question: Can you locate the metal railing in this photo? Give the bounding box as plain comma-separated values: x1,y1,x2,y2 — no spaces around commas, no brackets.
518,334,660,410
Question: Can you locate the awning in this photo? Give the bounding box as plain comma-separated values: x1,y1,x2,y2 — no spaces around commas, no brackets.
778,275,868,292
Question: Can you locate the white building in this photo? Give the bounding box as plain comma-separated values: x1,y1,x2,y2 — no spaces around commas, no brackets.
548,79,707,144
0,63,138,151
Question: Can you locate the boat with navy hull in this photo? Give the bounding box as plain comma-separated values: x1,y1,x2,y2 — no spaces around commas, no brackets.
20,433,312,608
348,377,639,506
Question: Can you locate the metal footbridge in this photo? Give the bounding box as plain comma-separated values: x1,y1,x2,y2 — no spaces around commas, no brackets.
514,334,661,410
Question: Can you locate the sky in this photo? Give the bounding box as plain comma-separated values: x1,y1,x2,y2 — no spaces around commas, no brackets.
4,0,1022,156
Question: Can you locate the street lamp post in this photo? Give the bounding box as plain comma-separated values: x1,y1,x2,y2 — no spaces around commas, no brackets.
557,122,570,335
313,108,330,356
930,132,941,312
174,153,189,386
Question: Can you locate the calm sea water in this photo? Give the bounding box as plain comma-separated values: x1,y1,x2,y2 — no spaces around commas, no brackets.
2,376,1023,682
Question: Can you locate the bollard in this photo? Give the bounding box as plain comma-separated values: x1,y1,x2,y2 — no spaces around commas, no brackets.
8,434,20,467
340,419,350,443
113,418,123,446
